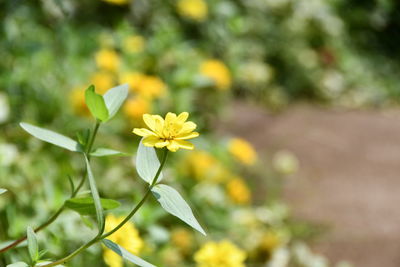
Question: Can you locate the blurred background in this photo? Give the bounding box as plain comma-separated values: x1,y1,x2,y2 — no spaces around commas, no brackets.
1,0,400,266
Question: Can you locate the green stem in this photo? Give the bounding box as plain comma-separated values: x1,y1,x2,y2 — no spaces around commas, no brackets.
0,122,101,254
41,149,169,267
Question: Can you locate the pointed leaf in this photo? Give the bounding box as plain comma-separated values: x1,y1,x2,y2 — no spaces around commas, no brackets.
84,155,104,232
151,184,205,235
65,197,120,216
136,139,163,184
85,85,109,121
20,123,81,152
102,239,156,267
27,227,38,262
6,262,29,267
90,148,127,157
0,188,7,195
103,84,129,121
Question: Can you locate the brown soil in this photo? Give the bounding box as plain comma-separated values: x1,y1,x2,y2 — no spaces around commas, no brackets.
221,102,400,267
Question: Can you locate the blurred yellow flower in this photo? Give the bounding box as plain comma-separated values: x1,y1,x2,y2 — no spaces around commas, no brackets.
119,73,166,99
171,228,194,254
226,177,251,205
194,240,247,267
103,215,144,267
138,75,167,99
272,150,299,175
123,35,145,53
260,231,282,253
69,87,89,116
183,151,228,182
123,97,151,120
200,59,231,90
90,72,115,94
119,71,145,92
177,0,208,21
95,49,120,72
133,112,199,152
228,138,257,165
101,0,130,5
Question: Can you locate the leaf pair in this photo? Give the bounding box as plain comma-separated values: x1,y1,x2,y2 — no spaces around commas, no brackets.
85,84,128,122
136,139,206,235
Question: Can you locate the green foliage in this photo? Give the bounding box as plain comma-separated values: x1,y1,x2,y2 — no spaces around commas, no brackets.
103,84,129,121
65,197,120,216
102,239,156,267
85,85,109,122
0,188,7,195
90,148,127,157
84,155,104,234
136,139,163,184
152,184,205,235
27,227,39,264
20,123,81,152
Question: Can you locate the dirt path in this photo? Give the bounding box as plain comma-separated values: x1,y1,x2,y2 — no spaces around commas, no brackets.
221,102,400,267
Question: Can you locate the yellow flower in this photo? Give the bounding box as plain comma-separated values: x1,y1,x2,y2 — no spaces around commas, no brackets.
101,0,130,5
177,0,208,21
69,87,89,116
171,228,194,254
138,75,166,99
123,35,145,53
260,231,282,253
194,240,247,267
103,215,144,267
123,97,151,120
133,112,199,152
119,72,145,93
200,59,231,90
119,73,166,99
95,49,120,72
228,138,257,165
183,151,228,182
226,177,251,205
90,72,115,94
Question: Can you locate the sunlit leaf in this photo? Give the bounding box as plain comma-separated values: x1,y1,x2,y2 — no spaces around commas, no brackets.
103,84,129,121
6,262,29,267
65,197,120,216
136,139,163,184
151,184,205,235
102,239,156,267
90,148,127,157
84,155,104,232
85,85,109,121
0,188,7,195
20,123,81,152
27,227,38,262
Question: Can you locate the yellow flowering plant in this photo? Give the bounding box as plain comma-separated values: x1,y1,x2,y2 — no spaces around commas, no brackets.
2,84,205,267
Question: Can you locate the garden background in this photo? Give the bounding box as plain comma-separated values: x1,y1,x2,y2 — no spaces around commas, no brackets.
1,0,400,266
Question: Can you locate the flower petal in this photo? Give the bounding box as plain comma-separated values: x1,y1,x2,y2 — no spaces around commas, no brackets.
164,112,177,125
176,140,194,150
178,121,197,135
143,135,163,147
177,112,189,123
175,132,199,140
133,128,156,137
154,140,169,148
143,114,164,132
167,140,180,152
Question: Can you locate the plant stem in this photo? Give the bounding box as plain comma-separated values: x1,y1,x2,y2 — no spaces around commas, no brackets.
0,121,101,254
41,149,169,267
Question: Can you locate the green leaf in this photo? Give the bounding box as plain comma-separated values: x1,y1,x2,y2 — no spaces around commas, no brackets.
90,148,127,157
65,197,120,216
27,226,38,262
84,155,104,233
136,139,163,184
102,239,156,267
0,188,7,195
20,123,81,152
151,184,205,235
6,262,29,267
103,84,129,121
85,85,109,121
